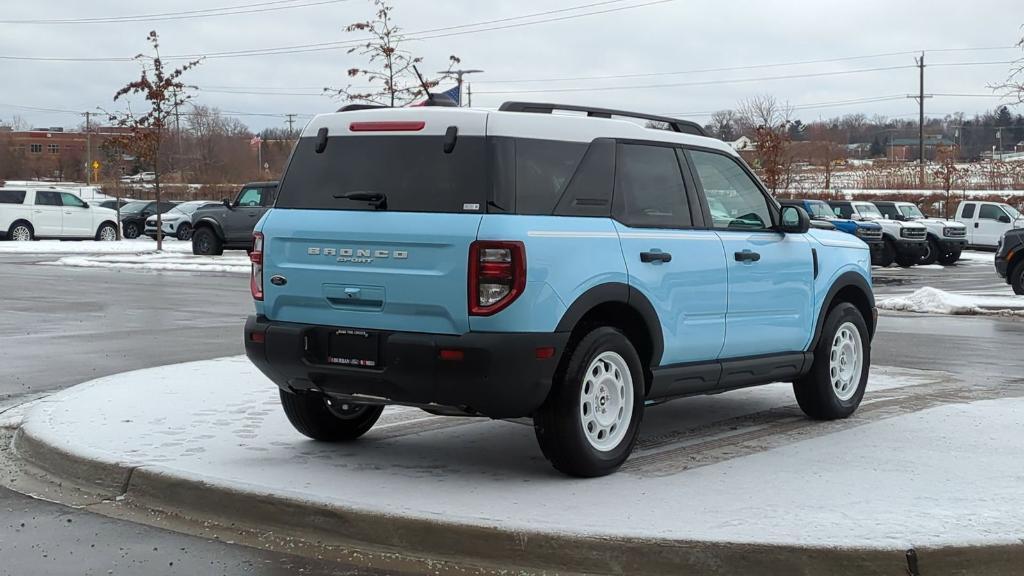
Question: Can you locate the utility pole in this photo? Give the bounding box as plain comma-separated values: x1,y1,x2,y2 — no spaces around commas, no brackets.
467,83,472,107
906,53,932,187
439,69,484,106
285,113,297,135
83,111,92,184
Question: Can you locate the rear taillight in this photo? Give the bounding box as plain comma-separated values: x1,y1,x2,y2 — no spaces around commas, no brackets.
468,241,526,316
251,232,264,301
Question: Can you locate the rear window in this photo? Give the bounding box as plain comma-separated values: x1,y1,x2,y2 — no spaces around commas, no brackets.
276,135,488,212
0,190,26,204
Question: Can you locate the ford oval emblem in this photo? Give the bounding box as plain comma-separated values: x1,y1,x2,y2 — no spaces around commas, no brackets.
270,275,288,286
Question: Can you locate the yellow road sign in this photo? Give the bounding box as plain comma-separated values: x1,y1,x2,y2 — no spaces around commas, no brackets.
91,160,101,170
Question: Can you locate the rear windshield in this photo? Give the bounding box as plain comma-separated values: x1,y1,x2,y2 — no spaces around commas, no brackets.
275,135,488,212
0,190,26,204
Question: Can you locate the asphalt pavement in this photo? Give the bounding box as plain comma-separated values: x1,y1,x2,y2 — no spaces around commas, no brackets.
0,250,1020,575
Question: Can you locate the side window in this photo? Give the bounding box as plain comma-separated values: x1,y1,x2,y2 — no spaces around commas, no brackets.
832,204,853,219
689,150,772,230
60,193,87,208
0,190,26,204
515,139,587,215
236,188,263,207
961,203,976,218
36,191,62,206
978,204,1006,221
613,143,690,228
876,204,899,219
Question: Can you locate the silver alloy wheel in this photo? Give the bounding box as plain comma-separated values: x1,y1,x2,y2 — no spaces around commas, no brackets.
10,225,31,241
829,321,863,402
99,225,117,241
580,351,633,452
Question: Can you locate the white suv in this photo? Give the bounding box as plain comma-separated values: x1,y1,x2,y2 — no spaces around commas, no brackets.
0,187,119,241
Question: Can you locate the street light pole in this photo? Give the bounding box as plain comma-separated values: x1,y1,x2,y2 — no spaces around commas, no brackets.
439,69,484,106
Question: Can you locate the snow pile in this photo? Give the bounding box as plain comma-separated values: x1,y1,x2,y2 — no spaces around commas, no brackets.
41,252,249,274
878,286,1024,316
0,239,193,255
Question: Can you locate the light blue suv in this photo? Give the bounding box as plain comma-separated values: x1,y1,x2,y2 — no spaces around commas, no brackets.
245,102,876,477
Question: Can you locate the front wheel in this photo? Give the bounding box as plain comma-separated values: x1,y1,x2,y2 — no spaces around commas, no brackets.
192,227,224,255
533,327,645,477
122,222,141,239
793,302,870,420
937,249,961,266
176,222,193,241
876,239,895,267
279,390,384,441
919,238,939,265
1011,262,1024,296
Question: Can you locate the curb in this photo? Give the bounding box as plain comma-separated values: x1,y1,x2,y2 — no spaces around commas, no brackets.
12,423,1024,575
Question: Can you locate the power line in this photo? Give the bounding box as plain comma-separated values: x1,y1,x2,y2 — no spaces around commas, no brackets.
0,0,349,24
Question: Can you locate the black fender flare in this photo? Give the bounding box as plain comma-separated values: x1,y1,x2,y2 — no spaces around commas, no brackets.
193,217,226,240
809,271,875,351
554,282,664,367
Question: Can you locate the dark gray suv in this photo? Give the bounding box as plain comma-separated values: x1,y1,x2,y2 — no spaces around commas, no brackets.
191,181,278,255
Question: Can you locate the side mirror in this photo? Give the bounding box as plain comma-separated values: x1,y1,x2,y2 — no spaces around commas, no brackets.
779,205,810,234
850,213,862,221
81,202,89,208
998,214,1011,224
222,198,233,210
142,211,152,217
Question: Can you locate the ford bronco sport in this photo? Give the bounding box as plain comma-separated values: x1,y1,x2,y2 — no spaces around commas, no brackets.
245,102,876,477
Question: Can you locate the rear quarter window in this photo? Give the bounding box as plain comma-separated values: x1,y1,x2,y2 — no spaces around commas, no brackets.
0,190,26,204
961,203,975,218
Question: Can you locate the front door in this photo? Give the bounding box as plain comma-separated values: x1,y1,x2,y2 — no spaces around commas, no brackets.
687,149,814,359
60,193,93,237
975,204,1009,247
224,186,267,243
613,143,728,368
32,191,63,237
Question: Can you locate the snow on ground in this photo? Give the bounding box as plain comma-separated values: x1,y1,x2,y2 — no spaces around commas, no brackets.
957,250,996,264
41,252,249,274
0,239,192,254
21,357,1024,548
878,286,1023,316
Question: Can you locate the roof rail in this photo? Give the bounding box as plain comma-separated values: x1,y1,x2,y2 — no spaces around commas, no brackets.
498,101,708,137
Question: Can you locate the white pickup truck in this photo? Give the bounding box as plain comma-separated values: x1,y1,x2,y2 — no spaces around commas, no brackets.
0,187,119,241
954,201,1024,248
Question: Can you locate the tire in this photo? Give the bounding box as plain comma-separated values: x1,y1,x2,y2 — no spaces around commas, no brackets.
95,222,117,242
122,222,141,239
176,222,193,241
919,237,939,265
533,327,645,477
895,253,918,268
192,227,223,255
279,390,384,441
876,239,895,267
7,221,33,241
937,249,961,266
1011,261,1024,296
793,302,870,420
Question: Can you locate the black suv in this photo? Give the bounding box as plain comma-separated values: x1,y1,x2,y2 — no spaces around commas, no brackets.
191,181,278,255
119,200,178,239
996,228,1024,295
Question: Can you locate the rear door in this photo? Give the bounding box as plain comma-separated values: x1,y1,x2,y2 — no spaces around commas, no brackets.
687,149,814,359
32,191,64,237
613,142,727,367
59,192,93,237
261,110,489,335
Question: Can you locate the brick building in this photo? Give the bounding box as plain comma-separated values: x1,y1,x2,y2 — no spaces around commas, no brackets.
2,126,133,181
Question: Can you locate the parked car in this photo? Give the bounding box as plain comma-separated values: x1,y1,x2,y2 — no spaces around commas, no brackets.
0,187,118,241
829,200,927,267
94,198,131,211
120,172,156,184
995,228,1024,295
873,201,967,265
191,181,279,255
244,102,875,477
781,199,885,265
119,200,178,239
954,201,1024,249
145,200,219,241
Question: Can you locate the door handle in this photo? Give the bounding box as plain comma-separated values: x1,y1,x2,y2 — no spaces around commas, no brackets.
33,209,42,213
64,211,72,214
640,251,672,263
735,251,761,262
974,222,979,228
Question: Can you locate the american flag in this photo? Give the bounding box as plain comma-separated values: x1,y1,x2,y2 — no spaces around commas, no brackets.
250,135,263,147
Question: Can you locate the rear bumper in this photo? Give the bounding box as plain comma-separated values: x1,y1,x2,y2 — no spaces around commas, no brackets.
244,315,568,419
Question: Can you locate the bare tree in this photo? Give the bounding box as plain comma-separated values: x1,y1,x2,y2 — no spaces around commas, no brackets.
932,146,967,218
739,96,794,193
806,124,848,190
326,0,460,107
706,110,739,141
106,31,201,249
992,34,1024,104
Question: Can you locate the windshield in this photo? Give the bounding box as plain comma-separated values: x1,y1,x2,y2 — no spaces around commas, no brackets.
120,201,148,214
805,201,834,219
1002,204,1021,219
854,203,884,219
898,204,925,219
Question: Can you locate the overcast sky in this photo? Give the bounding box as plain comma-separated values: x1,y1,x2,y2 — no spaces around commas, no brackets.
1,0,1021,132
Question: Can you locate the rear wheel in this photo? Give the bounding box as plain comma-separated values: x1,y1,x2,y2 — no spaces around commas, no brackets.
919,238,939,265
1011,262,1024,296
793,302,869,420
895,252,918,268
122,222,141,239
937,249,961,266
96,222,117,242
279,390,384,441
192,227,223,255
876,239,895,267
8,221,33,241
533,327,645,477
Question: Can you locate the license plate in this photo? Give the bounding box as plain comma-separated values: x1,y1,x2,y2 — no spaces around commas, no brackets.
326,329,379,368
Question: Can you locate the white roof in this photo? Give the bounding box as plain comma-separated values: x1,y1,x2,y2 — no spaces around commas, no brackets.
301,106,736,156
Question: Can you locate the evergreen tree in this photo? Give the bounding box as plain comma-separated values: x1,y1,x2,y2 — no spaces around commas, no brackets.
869,136,883,158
